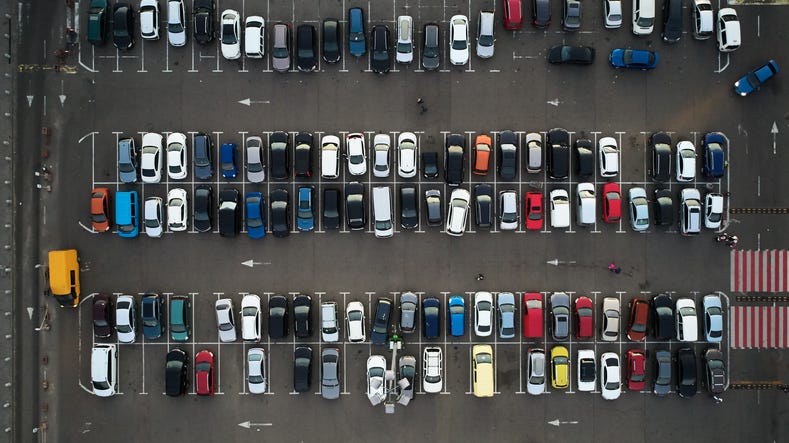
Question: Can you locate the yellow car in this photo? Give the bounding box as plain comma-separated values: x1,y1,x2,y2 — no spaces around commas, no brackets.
551,345,570,389
472,344,494,397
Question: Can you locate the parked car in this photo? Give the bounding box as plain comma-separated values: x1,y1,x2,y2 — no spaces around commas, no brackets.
423,347,443,393
400,186,419,229
446,188,471,236
370,25,391,74
574,296,593,339
703,348,726,394
169,296,191,342
193,0,215,45
523,293,544,338
91,344,117,397
498,292,516,339
676,347,697,398
245,136,265,183
525,191,544,230
220,9,241,59
654,189,674,226
372,134,390,177
399,292,418,334
422,23,440,70
704,192,724,229
348,7,366,56
533,0,552,28
717,8,741,52
272,23,291,72
245,192,266,239
195,350,215,395
701,132,726,178
448,295,465,337
117,137,138,183
366,354,386,400
193,186,213,233
449,15,469,65
218,188,240,237
87,0,110,45
602,183,621,223
321,301,340,342
345,182,366,230
598,137,619,177
503,0,524,29
476,10,495,58
215,298,237,343
562,0,582,32
499,190,519,231
297,186,315,231
609,48,658,70
321,348,341,400
627,298,649,341
527,348,546,395
398,355,417,400
115,295,136,343
140,0,160,41
475,184,493,228
600,352,621,400
703,293,723,342
680,188,702,236
269,131,290,180
601,297,620,342
734,60,779,96
396,15,414,63
629,187,649,231
141,293,164,340
346,133,367,176
92,294,114,338
166,188,188,232
90,188,111,232
550,292,570,340
650,131,672,181
551,346,569,389
247,348,267,394
165,348,188,396
653,349,672,396
425,190,442,226
293,294,312,338
691,0,713,40
220,143,238,179
445,134,465,185
661,0,682,43
112,2,135,50
675,297,698,342
547,128,570,179
293,346,313,393
626,349,646,391
241,294,262,342
140,132,163,183
676,141,697,182
577,349,596,392
549,189,570,229
268,295,289,339
346,301,366,342
548,45,594,65
294,132,313,178
604,0,623,28
575,139,594,178
322,18,341,63
166,0,187,46
525,132,542,173
422,297,441,339
296,24,317,72
323,188,341,230
652,293,675,340
498,130,518,180
270,188,291,237
397,132,418,178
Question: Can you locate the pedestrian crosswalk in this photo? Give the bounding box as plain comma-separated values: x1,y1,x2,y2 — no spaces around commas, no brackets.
730,306,789,348
730,250,789,292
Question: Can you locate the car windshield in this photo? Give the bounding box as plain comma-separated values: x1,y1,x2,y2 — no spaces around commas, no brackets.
222,24,236,44
526,300,542,310
424,306,439,318
348,311,362,322
247,214,263,228
298,47,312,58
350,154,364,164
449,305,463,314
350,31,364,42
580,360,595,381
243,307,258,317
452,36,467,50
476,353,492,364
478,35,493,46
248,161,263,173
294,305,309,316
373,49,388,61
397,42,412,53
369,367,384,377
636,16,654,27
168,21,183,33
400,364,415,379
273,46,288,58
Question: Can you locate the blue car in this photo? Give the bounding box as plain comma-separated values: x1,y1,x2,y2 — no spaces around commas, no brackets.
297,186,314,231
348,7,366,56
447,295,465,337
734,60,779,96
220,143,238,179
609,48,658,70
115,190,139,238
701,132,726,178
422,297,440,339
245,192,266,239
141,294,164,340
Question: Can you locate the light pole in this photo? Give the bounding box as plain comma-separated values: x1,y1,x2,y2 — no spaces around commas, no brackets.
34,305,50,331
383,335,403,414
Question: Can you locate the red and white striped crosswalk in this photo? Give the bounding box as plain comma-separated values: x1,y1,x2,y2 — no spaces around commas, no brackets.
730,306,789,348
730,250,789,292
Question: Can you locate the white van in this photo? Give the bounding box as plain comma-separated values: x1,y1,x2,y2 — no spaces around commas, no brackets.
632,0,655,36
372,186,394,238
91,344,118,397
321,302,339,342
576,183,596,226
244,16,265,58
321,135,340,179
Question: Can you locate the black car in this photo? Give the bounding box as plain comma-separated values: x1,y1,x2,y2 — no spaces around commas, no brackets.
371,298,393,345
293,294,312,338
425,189,442,226
268,295,289,339
650,132,672,182
92,294,114,338
323,188,341,229
141,293,165,340
661,0,683,43
294,132,313,177
422,23,440,71
652,293,674,340
345,182,366,230
548,45,594,64
422,151,439,178
703,348,726,394
474,184,493,228
193,133,214,179
269,131,290,180
296,24,317,72
322,18,341,63
218,188,240,237
653,188,674,226
112,2,135,50
293,346,313,393
676,347,697,398
547,128,570,180
574,139,594,178
533,0,551,28
422,297,440,339
193,185,213,232
193,0,215,45
165,348,188,397
445,134,465,186
498,130,518,180
400,186,419,229
370,25,391,74
270,188,290,237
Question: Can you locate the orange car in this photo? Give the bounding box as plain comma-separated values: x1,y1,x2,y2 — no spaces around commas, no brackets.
90,188,111,232
472,134,492,175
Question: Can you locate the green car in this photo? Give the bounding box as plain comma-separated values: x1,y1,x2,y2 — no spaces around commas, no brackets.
170,296,191,342
86,0,109,45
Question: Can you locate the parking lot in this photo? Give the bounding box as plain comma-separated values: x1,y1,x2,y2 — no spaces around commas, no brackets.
12,0,789,441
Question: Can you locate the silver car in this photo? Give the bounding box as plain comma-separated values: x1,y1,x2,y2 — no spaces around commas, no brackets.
247,348,267,394
703,293,723,342
550,292,571,341
399,292,418,333
527,348,546,395
272,23,291,72
601,297,620,341
246,136,265,183
215,298,237,342
497,292,516,339
372,134,391,177
629,187,650,231
653,349,672,396
321,348,341,400
398,355,417,400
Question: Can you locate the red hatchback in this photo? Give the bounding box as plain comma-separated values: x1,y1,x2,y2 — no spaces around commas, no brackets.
626,298,650,341
195,350,215,395
626,349,646,390
602,182,622,223
90,188,111,232
574,296,593,339
522,292,543,338
524,192,543,230
503,0,523,30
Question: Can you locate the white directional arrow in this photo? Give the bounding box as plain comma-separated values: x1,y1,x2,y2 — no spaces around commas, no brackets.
547,259,577,266
547,98,560,107
548,419,579,427
238,98,271,106
238,421,272,429
26,95,33,107
771,121,778,154
241,260,262,268
27,307,34,320
59,80,66,106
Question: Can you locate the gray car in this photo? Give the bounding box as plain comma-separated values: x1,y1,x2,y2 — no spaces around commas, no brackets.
398,355,417,400
425,190,442,226
550,292,570,341
320,348,340,400
497,292,516,339
399,292,418,333
118,137,138,183
421,23,440,70
272,23,291,72
653,349,672,396
246,136,265,183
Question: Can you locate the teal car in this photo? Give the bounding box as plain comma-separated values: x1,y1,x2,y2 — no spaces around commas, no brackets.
170,296,191,342
87,0,109,45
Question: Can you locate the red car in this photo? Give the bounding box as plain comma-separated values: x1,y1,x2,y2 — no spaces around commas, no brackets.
503,0,523,30
602,182,621,223
90,188,111,232
522,292,543,338
195,350,215,395
574,296,593,339
626,298,650,341
626,349,646,390
524,192,543,230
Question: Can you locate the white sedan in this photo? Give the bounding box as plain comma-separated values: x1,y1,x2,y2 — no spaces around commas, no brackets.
346,133,367,176
449,15,469,65
474,292,494,337
215,298,237,342
241,294,262,342
166,188,188,232
628,187,650,231
141,132,163,183
598,137,619,177
166,0,187,47
166,132,187,180
247,348,267,394
115,295,136,343
397,132,418,178
676,141,697,181
366,355,387,402
346,301,366,342
220,9,241,60
600,352,621,400
422,347,443,393
603,0,623,29
550,189,570,229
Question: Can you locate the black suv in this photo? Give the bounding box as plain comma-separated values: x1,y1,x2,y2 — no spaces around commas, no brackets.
294,132,313,177
498,130,518,180
652,293,675,340
293,294,312,338
296,24,317,72
547,128,570,180
112,2,135,50
422,151,439,178
323,188,341,229
371,25,391,74
193,0,215,45
322,18,341,63
662,0,683,43
165,349,189,396
270,189,290,237
293,346,313,392
193,133,214,179
345,182,366,230
193,185,213,232
400,186,418,229
653,188,674,226
218,188,240,237
574,139,594,178
475,184,493,228
371,298,393,345
268,295,289,339
269,131,290,180
445,134,465,186
650,132,672,182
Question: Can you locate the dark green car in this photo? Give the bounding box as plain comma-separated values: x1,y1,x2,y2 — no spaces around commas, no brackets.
87,0,109,45
170,296,191,342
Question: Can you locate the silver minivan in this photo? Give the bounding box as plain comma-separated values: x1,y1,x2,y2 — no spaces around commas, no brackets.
272,23,291,72
373,186,394,238
476,10,495,58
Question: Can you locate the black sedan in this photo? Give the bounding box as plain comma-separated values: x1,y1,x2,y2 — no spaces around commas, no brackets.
652,293,674,340
293,294,312,338
370,298,392,345
345,182,366,230
269,131,290,180
548,45,594,64
293,346,313,392
498,130,518,180
474,184,493,228
268,295,289,339
445,134,465,186
676,347,697,398
165,348,188,397
322,18,341,63
653,188,674,226
547,128,570,180
296,24,317,72
400,186,418,229
371,25,391,74
218,188,240,237
193,0,215,45
112,2,135,50
323,188,341,230
92,294,114,338
270,189,290,237
422,151,439,178
193,185,213,233
294,132,313,177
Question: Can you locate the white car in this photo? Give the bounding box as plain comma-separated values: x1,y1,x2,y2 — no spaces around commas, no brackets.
91,344,117,397
628,187,650,231
321,135,340,179
675,297,698,342
397,132,418,178
600,297,620,341
143,197,163,238
166,132,187,180
139,0,160,40
241,294,262,342
676,141,696,181
550,189,570,229
246,136,265,183
600,352,621,400
717,8,741,52
372,134,390,177
395,15,413,64
445,188,470,236
366,355,387,401
577,349,596,392
474,292,494,337
691,0,714,40
603,0,622,28
704,192,724,229
499,190,518,230
346,301,366,342
220,9,241,59
215,298,237,342
167,0,186,47
166,188,187,231
247,348,267,394
680,188,702,236
449,15,469,65
140,132,163,183
476,10,494,58
346,133,367,176
598,137,619,177
576,183,596,226
115,295,136,343
422,347,443,393
526,348,546,395
702,293,723,342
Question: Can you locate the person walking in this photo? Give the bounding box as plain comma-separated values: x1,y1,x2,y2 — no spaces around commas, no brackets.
608,263,617,272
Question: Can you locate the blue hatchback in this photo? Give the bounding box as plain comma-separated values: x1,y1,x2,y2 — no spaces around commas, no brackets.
245,192,266,239
422,297,440,339
447,295,465,337
701,132,726,178
348,7,366,56
220,143,238,179
734,60,779,96
609,48,658,70
297,186,314,231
